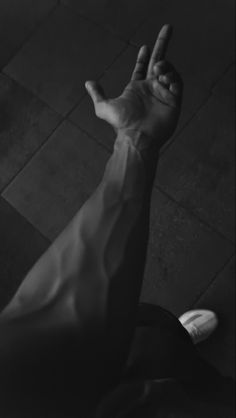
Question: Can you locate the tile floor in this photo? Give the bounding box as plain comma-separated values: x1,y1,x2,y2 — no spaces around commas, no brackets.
0,0,235,378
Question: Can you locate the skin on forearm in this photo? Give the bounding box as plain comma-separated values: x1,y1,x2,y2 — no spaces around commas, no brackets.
0,132,158,385
0,25,182,416
1,133,156,316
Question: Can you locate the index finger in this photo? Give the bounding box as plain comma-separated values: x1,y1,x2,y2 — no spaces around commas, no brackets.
147,24,173,78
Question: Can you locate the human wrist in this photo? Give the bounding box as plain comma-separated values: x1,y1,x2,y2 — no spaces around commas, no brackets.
115,129,160,189
116,129,159,162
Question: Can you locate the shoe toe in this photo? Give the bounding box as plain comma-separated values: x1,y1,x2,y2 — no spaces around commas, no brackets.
179,309,218,344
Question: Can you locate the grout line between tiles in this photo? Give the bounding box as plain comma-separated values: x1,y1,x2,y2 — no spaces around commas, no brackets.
1,196,51,244
30,97,235,251
209,61,235,93
1,116,111,198
155,185,235,246
160,60,235,157
2,27,131,126
1,71,63,117
2,37,127,193
2,13,234,246
1,2,59,71
2,71,234,249
64,43,131,119
1,38,133,189
1,116,62,194
192,253,235,308
159,92,212,156
68,119,112,155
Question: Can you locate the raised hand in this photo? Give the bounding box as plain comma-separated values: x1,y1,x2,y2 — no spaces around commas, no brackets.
85,25,183,154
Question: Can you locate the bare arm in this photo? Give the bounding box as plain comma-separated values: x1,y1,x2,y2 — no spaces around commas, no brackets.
0,131,157,376
0,24,183,416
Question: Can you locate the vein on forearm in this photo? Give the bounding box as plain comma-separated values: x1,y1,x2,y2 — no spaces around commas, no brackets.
59,137,149,321
1,136,154,335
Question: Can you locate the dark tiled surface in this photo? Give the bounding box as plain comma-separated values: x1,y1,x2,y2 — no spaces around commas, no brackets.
132,0,235,89
0,0,57,69
195,257,235,379
3,121,110,240
156,68,235,242
140,189,234,317
0,197,49,311
70,45,209,152
4,5,125,116
62,0,156,40
212,64,235,107
0,73,60,191
0,0,235,379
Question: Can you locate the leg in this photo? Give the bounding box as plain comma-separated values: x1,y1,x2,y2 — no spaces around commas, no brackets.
127,304,220,382
124,303,235,411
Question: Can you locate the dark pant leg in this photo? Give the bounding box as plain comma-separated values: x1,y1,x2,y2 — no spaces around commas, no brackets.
125,303,222,386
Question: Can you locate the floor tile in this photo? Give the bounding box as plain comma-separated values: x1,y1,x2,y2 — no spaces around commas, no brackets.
62,0,156,41
70,45,209,152
0,0,57,69
70,46,138,151
3,121,110,240
156,73,235,242
141,189,234,317
0,74,60,192
195,256,235,379
132,0,235,89
0,197,49,312
4,5,125,116
212,64,235,108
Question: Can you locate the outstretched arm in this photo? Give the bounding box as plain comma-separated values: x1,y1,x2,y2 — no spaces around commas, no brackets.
0,25,183,415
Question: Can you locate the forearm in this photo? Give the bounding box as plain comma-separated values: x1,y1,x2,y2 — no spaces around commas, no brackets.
2,132,156,314
0,133,159,417
1,132,158,369
74,133,157,359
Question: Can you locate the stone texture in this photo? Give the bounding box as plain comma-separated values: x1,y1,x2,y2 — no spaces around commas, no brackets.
0,197,49,312
212,64,235,107
156,67,235,242
132,0,235,89
0,0,234,384
4,5,125,116
195,257,235,379
3,121,110,240
0,0,57,69
141,189,234,317
62,0,157,41
0,74,60,191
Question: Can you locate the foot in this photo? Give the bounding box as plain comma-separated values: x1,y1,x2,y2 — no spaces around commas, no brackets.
179,309,218,345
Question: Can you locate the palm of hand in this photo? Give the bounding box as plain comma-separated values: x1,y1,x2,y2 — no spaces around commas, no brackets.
105,78,180,145
86,25,182,151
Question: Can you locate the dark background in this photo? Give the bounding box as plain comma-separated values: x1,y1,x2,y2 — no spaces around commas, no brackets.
0,0,235,378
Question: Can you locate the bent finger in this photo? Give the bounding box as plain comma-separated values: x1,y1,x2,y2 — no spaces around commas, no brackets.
159,72,175,85
169,82,182,96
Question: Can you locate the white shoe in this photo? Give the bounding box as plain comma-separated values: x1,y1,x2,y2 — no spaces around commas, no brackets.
178,309,218,345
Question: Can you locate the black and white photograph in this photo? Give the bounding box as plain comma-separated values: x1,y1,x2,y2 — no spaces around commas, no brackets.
0,0,235,416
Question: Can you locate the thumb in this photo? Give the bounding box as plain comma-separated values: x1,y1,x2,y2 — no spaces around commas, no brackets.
85,80,106,109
